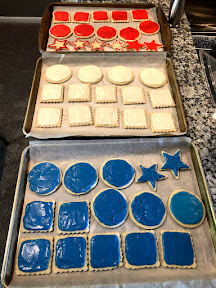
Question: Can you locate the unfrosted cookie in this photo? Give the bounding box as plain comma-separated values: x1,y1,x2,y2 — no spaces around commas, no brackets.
92,11,109,22
95,85,117,103
68,106,93,126
139,68,167,88
53,11,70,23
122,86,145,104
72,12,90,23
151,112,176,132
40,85,64,103
36,107,62,128
67,84,90,102
77,65,103,84
49,24,72,39
123,108,148,129
107,66,134,85
149,89,175,108
94,107,119,127
45,64,72,84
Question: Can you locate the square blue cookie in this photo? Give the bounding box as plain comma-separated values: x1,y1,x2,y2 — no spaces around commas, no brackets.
54,235,87,272
161,231,196,268
89,233,121,271
17,237,53,275
123,232,160,269
58,201,89,233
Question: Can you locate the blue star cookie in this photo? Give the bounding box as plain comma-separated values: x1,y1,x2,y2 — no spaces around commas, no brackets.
161,149,189,179
137,163,166,191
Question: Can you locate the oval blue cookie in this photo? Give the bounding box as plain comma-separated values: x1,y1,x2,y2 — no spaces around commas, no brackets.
130,191,166,229
63,162,98,195
101,159,135,189
29,162,61,195
92,188,128,228
169,190,205,228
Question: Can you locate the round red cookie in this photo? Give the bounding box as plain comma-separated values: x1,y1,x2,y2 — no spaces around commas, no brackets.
96,26,117,41
119,27,140,41
74,24,95,38
138,20,160,35
49,24,72,39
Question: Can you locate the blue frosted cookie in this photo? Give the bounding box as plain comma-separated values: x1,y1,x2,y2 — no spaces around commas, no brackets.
28,162,61,195
54,235,87,272
89,233,121,271
100,158,135,189
169,190,205,228
123,232,159,269
58,201,89,233
63,162,98,195
92,188,128,228
17,237,53,275
161,231,196,268
22,201,55,232
130,191,166,229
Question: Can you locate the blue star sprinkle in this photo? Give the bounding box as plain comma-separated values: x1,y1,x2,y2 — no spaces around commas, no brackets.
137,164,166,191
161,149,189,179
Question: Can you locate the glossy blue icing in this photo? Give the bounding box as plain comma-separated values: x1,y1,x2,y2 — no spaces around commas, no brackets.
170,191,204,225
93,189,128,227
55,237,86,269
162,231,194,266
23,201,54,231
125,232,157,266
137,164,166,190
90,234,120,268
131,192,166,227
102,159,135,188
64,162,97,194
29,162,61,195
18,239,51,273
58,201,88,232
161,150,189,178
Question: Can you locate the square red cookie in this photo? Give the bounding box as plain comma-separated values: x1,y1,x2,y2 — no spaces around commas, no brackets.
111,11,128,22
131,9,149,21
73,12,90,23
92,11,109,22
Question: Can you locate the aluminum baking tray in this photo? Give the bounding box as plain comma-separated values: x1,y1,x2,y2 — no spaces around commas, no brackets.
23,53,187,139
1,137,216,287
39,2,171,53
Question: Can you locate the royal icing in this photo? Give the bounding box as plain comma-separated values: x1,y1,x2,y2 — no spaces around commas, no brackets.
137,164,166,190
112,11,128,22
139,68,166,87
74,24,94,38
96,26,117,41
41,85,63,102
122,86,145,104
107,66,134,85
95,107,119,127
123,108,147,128
93,11,109,22
49,24,72,38
48,39,68,51
95,85,116,102
119,27,140,41
53,11,70,22
144,40,163,51
131,9,148,21
151,112,176,132
149,89,174,108
125,40,145,51
138,20,160,35
37,107,62,127
45,64,72,83
68,84,90,101
77,65,103,83
73,12,89,23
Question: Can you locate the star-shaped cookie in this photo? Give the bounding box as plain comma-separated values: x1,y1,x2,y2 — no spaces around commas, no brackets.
108,40,125,51
125,40,146,52
48,39,68,51
68,38,88,50
87,39,106,51
161,149,189,179
137,163,166,191
144,40,163,51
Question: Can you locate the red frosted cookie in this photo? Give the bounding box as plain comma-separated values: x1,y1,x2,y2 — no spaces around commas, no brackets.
93,11,109,22
131,9,148,21
96,26,117,41
49,24,72,39
73,12,90,23
74,24,95,38
119,27,140,41
48,39,68,51
138,20,160,35
144,40,163,51
112,11,128,22
53,11,70,23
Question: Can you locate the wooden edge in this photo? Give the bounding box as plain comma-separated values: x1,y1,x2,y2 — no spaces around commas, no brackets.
156,5,171,51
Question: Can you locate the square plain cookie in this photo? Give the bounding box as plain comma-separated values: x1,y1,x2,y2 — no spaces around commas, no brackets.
123,108,148,129
40,85,64,103
36,107,62,128
68,105,93,126
149,89,175,108
150,112,176,132
67,84,91,102
122,86,145,104
94,107,119,127
95,86,117,103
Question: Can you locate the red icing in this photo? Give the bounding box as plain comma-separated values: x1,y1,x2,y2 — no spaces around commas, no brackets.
87,39,106,51
132,9,148,20
69,38,88,50
49,24,72,38
48,39,68,51
54,11,69,22
73,12,89,22
93,11,108,21
126,40,145,52
144,40,163,51
138,21,160,34
119,27,140,41
74,24,95,38
96,26,117,40
112,11,128,21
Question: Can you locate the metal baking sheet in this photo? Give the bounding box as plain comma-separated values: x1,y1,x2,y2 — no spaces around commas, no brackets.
39,2,171,53
1,137,216,287
23,53,187,139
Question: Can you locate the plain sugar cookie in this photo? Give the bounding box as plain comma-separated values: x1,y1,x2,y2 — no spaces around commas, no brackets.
139,68,167,88
77,65,103,84
107,66,134,85
45,64,72,84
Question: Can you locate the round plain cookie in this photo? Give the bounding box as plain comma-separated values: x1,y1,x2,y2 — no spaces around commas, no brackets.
73,24,95,38
139,68,167,88
138,20,160,35
168,190,206,228
45,64,72,84
96,26,117,41
28,162,62,195
91,188,128,228
118,27,140,42
49,24,72,39
77,65,103,84
63,162,98,195
107,66,134,85
130,191,167,229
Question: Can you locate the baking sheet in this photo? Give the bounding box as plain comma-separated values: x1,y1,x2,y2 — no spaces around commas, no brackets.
7,137,216,287
46,6,163,53
26,52,185,139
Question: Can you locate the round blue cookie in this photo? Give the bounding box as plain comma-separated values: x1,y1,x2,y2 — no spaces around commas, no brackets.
92,188,128,228
63,162,98,195
100,158,135,189
169,190,205,228
29,162,61,195
130,191,166,229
